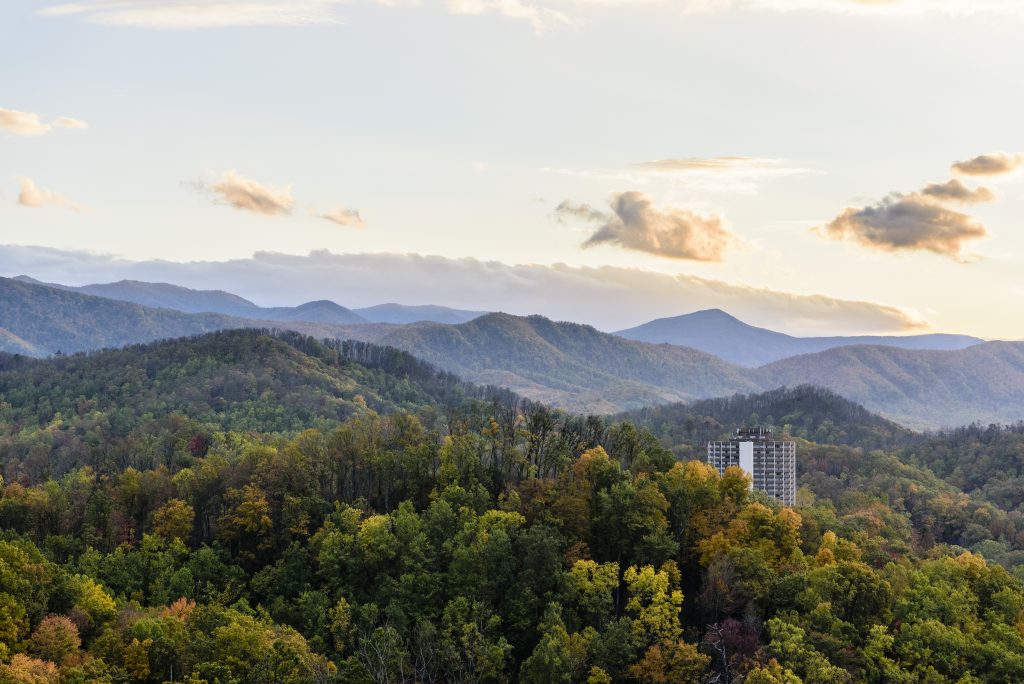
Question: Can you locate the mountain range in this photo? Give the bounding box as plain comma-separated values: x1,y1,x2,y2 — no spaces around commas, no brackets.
11,275,485,326
0,276,393,357
615,308,984,366
3,275,1022,428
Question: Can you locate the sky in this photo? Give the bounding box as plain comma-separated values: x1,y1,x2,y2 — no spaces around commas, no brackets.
2,0,1023,337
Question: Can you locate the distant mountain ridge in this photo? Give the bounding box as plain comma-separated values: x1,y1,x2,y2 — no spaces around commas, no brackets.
374,312,760,413
0,276,395,356
12,275,486,326
3,276,1022,428
373,312,1024,428
356,302,487,325
615,308,984,367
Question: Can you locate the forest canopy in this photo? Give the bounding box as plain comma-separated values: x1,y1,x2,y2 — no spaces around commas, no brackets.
1,330,1023,683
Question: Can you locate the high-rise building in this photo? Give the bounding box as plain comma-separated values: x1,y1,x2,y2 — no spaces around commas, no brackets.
707,427,796,506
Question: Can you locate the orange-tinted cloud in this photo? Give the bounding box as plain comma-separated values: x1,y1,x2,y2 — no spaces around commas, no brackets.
17,177,86,211
209,171,294,216
951,152,1023,177
0,108,88,136
822,193,987,260
319,207,366,228
559,191,732,261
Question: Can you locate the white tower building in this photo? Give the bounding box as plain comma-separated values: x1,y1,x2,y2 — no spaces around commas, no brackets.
707,427,796,506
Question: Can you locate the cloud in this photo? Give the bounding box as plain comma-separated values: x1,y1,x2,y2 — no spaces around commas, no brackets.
445,0,571,33
0,244,926,334
919,178,994,204
636,156,792,173
671,0,1024,18
39,0,569,32
205,171,294,216
319,207,366,228
53,117,89,129
16,178,86,211
554,200,605,222
822,193,987,260
0,108,88,136
549,156,811,194
558,191,733,261
38,1,351,28
35,0,1024,32
951,152,1023,177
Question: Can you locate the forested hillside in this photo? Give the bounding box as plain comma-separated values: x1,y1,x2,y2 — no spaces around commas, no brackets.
6,278,1024,428
3,331,1024,682
899,423,1024,514
376,313,759,412
0,277,392,356
14,275,484,326
376,314,1024,427
618,386,916,455
759,342,1024,429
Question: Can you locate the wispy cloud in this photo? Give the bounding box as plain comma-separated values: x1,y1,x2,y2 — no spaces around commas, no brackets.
549,156,811,194
0,108,88,136
445,0,571,33
951,152,1023,177
35,0,1024,32
0,244,927,334
635,156,796,174
673,0,1024,18
558,191,733,261
38,1,351,28
318,206,366,228
202,171,294,216
16,178,87,211
38,0,569,32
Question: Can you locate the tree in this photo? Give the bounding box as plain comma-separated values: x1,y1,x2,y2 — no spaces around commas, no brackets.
29,614,80,665
626,640,710,683
153,498,195,543
519,604,587,684
624,564,683,646
0,592,29,659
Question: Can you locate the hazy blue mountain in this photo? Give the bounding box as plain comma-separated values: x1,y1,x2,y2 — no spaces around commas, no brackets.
14,275,264,317
5,278,1022,427
376,312,761,413
14,275,368,325
0,277,391,356
258,300,367,325
615,308,984,367
378,312,1023,427
354,303,487,325
758,342,1024,429
13,275,484,326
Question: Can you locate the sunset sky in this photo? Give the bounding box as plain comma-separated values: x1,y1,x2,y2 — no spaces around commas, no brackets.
3,0,1023,336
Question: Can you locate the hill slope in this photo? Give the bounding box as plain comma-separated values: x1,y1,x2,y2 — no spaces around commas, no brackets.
14,275,368,325
616,308,983,366
378,313,1024,427
618,385,917,454
14,275,484,326
0,276,391,356
376,313,760,413
0,328,517,446
354,302,487,324
4,280,1021,428
758,342,1024,429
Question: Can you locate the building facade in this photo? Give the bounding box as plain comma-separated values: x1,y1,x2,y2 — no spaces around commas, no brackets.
707,427,796,506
